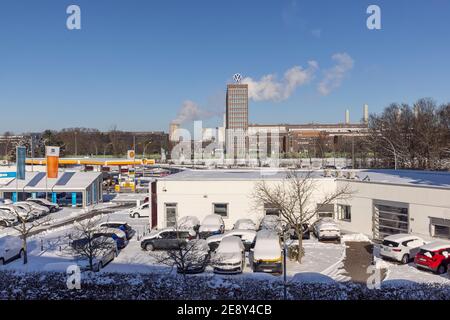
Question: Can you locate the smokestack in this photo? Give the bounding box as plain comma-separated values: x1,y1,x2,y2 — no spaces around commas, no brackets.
345,109,350,124
363,104,369,124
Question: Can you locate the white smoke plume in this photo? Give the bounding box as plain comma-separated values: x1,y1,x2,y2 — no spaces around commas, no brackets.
242,61,318,102
173,100,217,124
317,53,354,96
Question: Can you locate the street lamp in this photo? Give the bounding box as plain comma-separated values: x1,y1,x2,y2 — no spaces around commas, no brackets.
143,140,153,159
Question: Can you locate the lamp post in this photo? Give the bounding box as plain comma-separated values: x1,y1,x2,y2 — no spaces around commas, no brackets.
143,140,153,159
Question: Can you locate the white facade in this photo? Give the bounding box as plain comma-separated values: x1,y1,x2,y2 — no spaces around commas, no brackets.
155,169,450,241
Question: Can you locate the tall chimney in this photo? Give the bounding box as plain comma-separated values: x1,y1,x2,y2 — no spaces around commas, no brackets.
363,104,369,124
345,109,350,124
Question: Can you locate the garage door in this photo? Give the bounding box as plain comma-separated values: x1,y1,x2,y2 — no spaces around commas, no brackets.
373,201,409,239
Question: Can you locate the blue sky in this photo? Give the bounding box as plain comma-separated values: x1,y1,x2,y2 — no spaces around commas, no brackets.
1,0,449,133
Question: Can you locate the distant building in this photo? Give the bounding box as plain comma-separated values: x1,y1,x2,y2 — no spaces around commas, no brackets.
225,83,249,159
169,122,181,142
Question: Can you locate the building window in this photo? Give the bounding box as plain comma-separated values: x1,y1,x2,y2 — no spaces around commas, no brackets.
165,203,177,227
264,203,281,216
317,203,334,218
337,204,351,221
213,203,228,217
430,217,450,239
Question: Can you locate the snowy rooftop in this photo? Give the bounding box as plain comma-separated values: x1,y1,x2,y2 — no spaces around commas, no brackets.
160,168,450,189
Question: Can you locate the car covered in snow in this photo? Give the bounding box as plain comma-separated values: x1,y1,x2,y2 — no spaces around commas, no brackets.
26,198,60,213
286,223,310,240
98,221,135,240
380,233,426,264
0,205,29,222
0,209,18,227
313,218,341,241
252,230,282,273
198,214,225,239
233,219,256,231
93,228,128,249
414,241,450,274
212,236,245,274
18,201,50,216
177,216,201,232
258,215,283,234
13,202,47,219
74,236,117,272
140,227,196,251
176,239,211,274
0,235,23,265
206,229,256,252
128,202,150,218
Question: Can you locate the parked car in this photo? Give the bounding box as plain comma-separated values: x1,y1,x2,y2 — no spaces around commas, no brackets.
313,218,341,241
0,209,18,227
287,223,310,240
0,199,12,205
0,205,29,222
98,221,135,240
258,215,283,234
233,219,256,231
207,229,257,252
13,202,45,219
140,227,196,251
380,234,426,264
414,241,450,274
0,236,23,265
129,202,150,218
177,216,201,233
212,236,245,274
176,239,211,274
74,236,117,272
252,230,282,273
18,201,50,216
93,228,128,249
198,214,225,239
26,198,60,213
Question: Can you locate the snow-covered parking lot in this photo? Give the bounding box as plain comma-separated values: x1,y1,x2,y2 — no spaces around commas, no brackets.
1,206,450,287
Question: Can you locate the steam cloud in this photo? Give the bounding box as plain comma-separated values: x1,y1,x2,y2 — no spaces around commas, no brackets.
317,53,354,96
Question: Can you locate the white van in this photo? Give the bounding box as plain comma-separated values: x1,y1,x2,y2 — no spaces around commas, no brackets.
252,230,282,273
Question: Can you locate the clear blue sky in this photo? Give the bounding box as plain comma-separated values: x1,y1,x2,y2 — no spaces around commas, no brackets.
1,0,449,133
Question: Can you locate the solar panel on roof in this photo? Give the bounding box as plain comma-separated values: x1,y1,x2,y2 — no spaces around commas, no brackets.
55,172,76,186
25,172,46,187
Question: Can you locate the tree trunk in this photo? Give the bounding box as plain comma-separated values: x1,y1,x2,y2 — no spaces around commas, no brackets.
22,238,28,264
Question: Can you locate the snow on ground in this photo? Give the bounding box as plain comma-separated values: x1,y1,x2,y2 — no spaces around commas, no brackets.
341,233,371,242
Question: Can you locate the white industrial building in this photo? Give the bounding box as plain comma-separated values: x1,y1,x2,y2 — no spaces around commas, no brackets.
154,169,450,241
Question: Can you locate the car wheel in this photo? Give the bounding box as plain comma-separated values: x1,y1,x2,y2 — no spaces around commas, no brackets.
0,221,7,228
437,264,447,275
145,243,155,251
0,258,4,265
401,254,410,264
133,213,140,219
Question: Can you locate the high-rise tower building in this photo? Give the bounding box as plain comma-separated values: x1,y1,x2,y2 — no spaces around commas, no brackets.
225,79,248,159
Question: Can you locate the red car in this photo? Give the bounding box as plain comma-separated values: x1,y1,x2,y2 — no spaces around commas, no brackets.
414,241,450,274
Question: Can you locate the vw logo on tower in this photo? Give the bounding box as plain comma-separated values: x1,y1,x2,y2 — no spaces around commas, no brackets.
233,73,242,84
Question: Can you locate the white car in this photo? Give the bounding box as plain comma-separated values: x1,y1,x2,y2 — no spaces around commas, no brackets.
233,219,256,231
380,234,426,264
129,202,150,218
26,198,60,212
13,202,45,219
177,216,200,232
207,229,256,251
20,201,50,215
258,215,283,234
0,236,23,265
313,218,341,241
199,214,225,239
0,209,18,227
0,205,29,222
74,236,117,272
212,236,245,274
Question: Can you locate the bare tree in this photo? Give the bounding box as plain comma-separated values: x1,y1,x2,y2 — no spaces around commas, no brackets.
11,207,52,264
253,170,353,263
65,217,117,271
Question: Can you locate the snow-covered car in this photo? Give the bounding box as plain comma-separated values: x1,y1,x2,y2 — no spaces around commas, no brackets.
20,201,50,216
26,198,60,212
74,236,117,272
0,199,12,205
233,219,256,231
128,202,150,218
287,223,310,240
380,234,426,264
198,214,225,239
0,209,18,227
13,202,46,219
140,227,196,251
252,230,282,273
93,227,128,249
313,218,341,241
414,241,450,274
98,221,135,240
0,205,29,222
0,235,23,265
258,215,283,234
176,239,211,274
212,236,245,274
207,229,256,252
177,216,201,232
